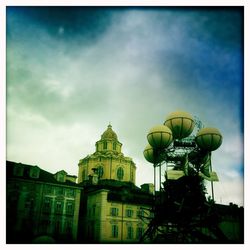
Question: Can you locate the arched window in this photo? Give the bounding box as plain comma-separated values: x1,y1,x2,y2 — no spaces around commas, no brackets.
97,166,104,178
82,169,86,181
130,169,134,182
117,167,124,180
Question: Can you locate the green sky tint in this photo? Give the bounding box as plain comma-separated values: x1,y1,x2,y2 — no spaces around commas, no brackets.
6,7,244,206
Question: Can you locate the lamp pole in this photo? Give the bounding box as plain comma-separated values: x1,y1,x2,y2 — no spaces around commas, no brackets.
143,111,223,243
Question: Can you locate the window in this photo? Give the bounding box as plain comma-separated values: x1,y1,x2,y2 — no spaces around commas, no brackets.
117,167,124,180
24,198,34,213
82,169,86,181
59,175,64,182
113,143,116,150
55,171,67,182
136,227,144,239
110,207,119,216
13,165,24,177
55,201,64,214
66,201,74,215
43,197,52,213
111,225,119,238
29,166,40,178
126,209,133,218
130,169,134,182
127,226,133,239
97,166,104,178
103,141,107,149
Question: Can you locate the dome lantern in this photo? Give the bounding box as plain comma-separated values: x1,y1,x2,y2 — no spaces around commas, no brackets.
195,127,222,151
147,125,173,149
164,111,195,139
101,124,118,141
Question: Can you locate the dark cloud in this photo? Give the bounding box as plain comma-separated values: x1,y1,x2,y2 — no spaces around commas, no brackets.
6,7,244,205
7,7,118,45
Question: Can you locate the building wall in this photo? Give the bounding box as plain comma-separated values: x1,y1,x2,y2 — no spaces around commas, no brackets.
84,190,151,243
78,156,136,184
7,177,81,243
78,125,136,184
39,183,81,241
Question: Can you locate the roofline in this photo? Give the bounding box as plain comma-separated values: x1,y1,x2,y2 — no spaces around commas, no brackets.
8,176,83,189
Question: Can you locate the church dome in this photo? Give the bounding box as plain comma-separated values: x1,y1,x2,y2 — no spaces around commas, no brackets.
101,124,118,140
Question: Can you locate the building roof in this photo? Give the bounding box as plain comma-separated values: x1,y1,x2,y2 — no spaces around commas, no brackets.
6,161,81,188
101,124,118,141
81,179,154,206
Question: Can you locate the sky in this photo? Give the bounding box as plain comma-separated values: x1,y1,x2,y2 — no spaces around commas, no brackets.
6,6,244,206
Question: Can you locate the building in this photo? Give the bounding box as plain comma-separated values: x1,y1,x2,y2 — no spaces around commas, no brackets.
216,203,244,243
6,161,82,243
77,125,153,243
6,124,243,243
78,124,136,184
78,180,153,243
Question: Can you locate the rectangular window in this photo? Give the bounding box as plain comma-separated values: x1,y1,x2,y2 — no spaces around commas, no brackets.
110,207,119,216
130,170,134,182
111,225,119,238
126,209,133,218
13,166,24,176
55,201,64,214
42,197,52,213
127,226,133,239
66,201,74,215
103,141,107,149
113,143,116,150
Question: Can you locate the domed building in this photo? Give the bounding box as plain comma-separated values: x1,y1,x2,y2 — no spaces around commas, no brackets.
77,125,153,243
78,124,136,184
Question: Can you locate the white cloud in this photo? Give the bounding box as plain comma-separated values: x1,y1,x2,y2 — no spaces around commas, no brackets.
6,8,243,206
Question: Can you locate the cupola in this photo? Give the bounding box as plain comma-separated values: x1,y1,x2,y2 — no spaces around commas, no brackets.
95,124,122,153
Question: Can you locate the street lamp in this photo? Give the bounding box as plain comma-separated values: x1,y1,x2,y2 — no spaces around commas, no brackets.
142,110,223,242
144,110,223,201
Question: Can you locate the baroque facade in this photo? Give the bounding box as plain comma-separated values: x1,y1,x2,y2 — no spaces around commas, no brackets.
6,125,243,243
77,125,153,243
6,161,82,243
78,124,136,184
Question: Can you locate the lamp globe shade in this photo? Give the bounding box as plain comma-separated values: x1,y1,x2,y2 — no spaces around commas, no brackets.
164,111,195,139
143,144,155,163
147,125,173,149
195,127,223,151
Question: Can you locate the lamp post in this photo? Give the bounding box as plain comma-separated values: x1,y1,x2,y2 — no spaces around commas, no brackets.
142,111,223,243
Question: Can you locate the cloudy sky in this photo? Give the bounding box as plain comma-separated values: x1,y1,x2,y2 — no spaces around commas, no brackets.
6,6,244,206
